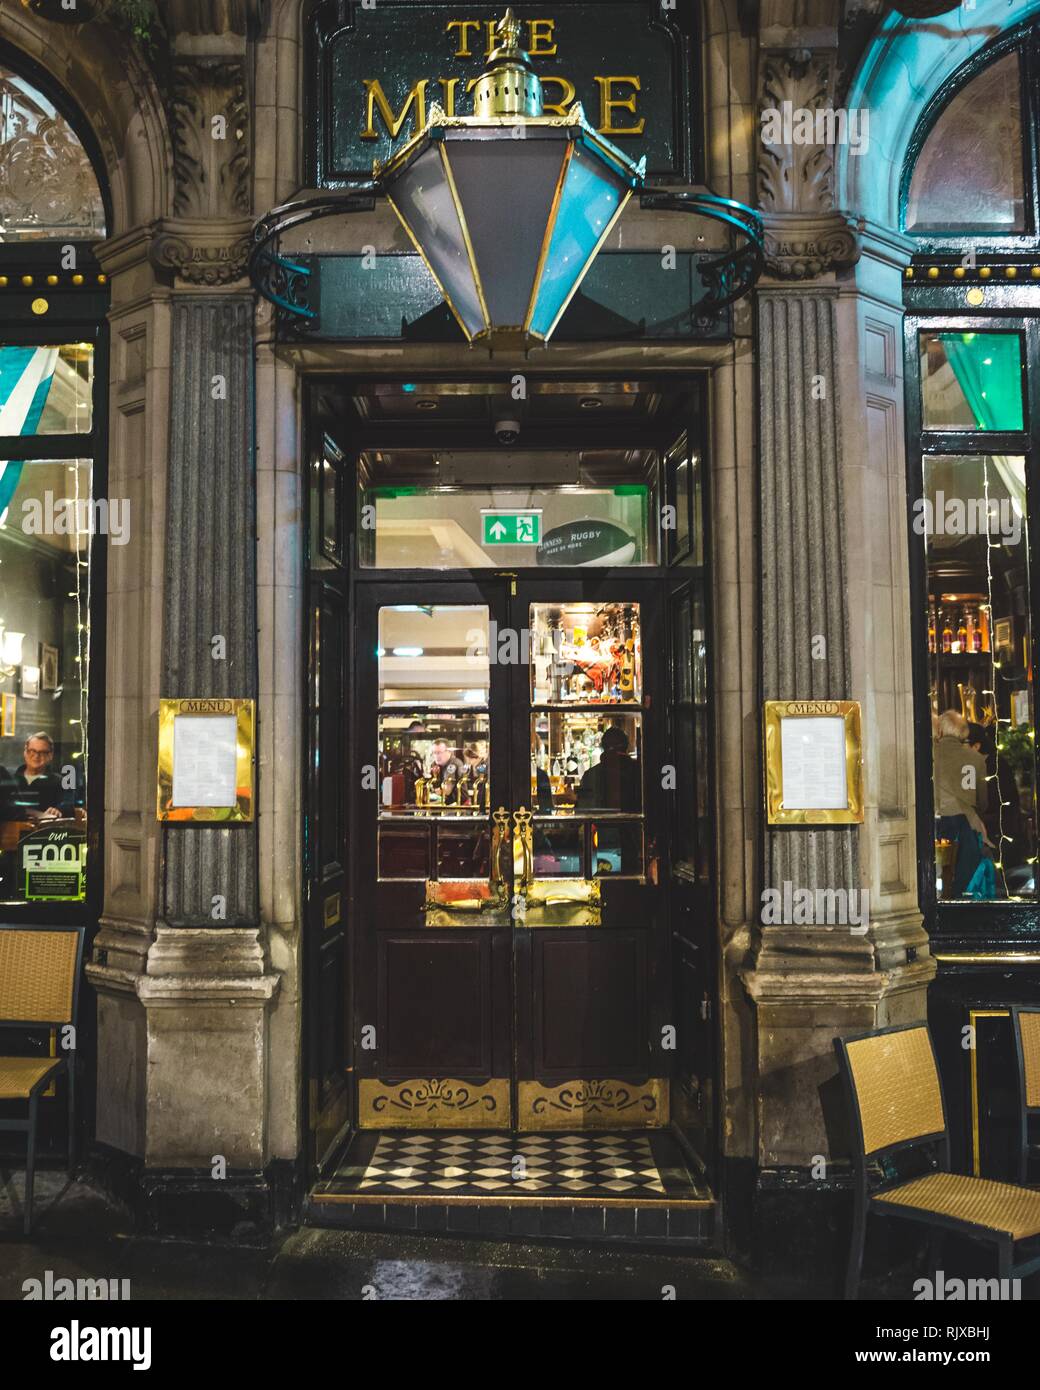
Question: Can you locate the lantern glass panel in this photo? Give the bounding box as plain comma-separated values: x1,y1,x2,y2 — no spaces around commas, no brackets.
389,144,486,337
530,142,626,338
446,137,567,327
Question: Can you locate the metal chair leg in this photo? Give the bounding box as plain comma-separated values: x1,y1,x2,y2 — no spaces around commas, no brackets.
845,1200,867,1300
24,1094,38,1237
67,1057,76,1174
999,1239,1013,1286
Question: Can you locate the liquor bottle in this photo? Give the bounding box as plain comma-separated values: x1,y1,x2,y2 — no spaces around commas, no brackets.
928,603,936,654
977,604,990,652
941,612,953,654
956,611,968,655
620,639,635,699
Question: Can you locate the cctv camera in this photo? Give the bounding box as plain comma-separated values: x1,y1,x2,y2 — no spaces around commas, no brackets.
494,417,521,446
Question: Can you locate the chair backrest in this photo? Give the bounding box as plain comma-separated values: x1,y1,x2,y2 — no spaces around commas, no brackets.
838,1023,947,1158
0,926,82,1026
1014,1007,1040,1111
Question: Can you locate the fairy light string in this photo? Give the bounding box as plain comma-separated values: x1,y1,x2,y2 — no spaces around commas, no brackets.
984,456,1029,900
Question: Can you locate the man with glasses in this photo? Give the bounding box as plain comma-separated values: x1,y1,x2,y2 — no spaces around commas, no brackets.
3,732,70,823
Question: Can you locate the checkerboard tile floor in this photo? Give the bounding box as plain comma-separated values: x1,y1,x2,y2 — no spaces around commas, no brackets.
326,1130,704,1201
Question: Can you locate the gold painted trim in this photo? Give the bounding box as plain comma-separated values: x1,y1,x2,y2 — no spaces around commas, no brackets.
374,105,643,185
359,1077,511,1129
385,189,476,343
764,699,864,826
542,184,634,343
157,697,254,823
520,877,602,927
311,1189,713,1210
523,141,574,334
969,1009,1011,1177
934,953,1040,965
518,1078,667,1130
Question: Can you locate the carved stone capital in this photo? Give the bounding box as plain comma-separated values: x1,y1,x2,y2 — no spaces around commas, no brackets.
758,48,837,217
149,216,254,284
762,210,861,279
169,57,250,221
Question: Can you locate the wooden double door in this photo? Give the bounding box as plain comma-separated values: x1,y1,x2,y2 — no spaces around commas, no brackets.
353,574,669,1131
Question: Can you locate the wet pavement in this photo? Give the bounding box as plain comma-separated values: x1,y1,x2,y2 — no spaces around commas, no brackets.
0,1169,755,1301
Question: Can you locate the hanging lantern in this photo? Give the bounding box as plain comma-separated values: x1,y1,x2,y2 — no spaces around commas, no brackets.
374,8,646,350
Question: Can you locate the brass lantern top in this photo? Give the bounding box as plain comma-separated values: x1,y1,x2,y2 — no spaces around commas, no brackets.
472,9,544,119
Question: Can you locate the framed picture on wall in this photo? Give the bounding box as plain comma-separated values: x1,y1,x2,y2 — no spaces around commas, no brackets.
40,644,58,691
21,665,40,700
2,694,16,737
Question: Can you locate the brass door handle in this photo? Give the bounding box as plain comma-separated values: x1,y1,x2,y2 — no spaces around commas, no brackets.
490,806,510,886
513,806,533,891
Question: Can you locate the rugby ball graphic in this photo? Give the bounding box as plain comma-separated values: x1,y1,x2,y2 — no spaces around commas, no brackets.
536,520,637,567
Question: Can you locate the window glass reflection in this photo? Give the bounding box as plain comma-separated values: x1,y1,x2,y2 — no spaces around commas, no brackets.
923,455,1035,899
0,345,93,435
906,53,1025,236
0,458,92,904
531,820,582,877
592,821,643,876
378,713,488,815
529,601,641,705
531,711,642,815
377,604,489,706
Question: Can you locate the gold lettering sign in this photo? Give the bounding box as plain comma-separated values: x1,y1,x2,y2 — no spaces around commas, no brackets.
359,16,641,142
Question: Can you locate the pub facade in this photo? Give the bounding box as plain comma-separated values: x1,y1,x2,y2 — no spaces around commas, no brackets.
0,0,1037,1285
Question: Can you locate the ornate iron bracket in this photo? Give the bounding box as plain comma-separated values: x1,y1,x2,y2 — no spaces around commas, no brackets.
249,184,378,322
639,188,764,311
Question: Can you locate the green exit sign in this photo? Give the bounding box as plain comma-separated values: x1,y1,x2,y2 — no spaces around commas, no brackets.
482,512,541,545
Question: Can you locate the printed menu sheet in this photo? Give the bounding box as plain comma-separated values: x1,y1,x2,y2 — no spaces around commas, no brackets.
779,715,848,811
171,714,239,808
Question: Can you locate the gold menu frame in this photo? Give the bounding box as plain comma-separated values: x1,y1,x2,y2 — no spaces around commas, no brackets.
157,697,255,823
764,699,863,826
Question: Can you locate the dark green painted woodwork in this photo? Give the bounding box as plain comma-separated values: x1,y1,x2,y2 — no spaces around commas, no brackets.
304,250,729,340
309,0,698,184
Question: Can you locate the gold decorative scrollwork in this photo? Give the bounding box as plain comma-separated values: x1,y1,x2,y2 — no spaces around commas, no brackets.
359,1076,511,1128
518,1077,667,1130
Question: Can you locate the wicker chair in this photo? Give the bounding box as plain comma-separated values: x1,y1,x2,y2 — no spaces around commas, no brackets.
835,1021,1040,1300
1013,1007,1040,1185
0,925,84,1234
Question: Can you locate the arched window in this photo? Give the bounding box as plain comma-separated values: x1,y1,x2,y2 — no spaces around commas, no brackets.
0,62,106,241
0,46,109,918
902,26,1040,926
905,50,1026,237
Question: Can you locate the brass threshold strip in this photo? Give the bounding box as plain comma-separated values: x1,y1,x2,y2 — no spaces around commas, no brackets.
933,953,1040,965
309,1190,714,1210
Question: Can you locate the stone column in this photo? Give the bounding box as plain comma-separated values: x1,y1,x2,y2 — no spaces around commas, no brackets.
740,23,934,1267
133,9,279,1186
